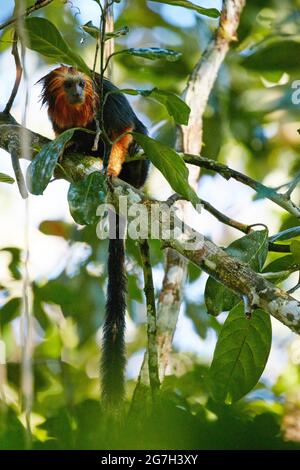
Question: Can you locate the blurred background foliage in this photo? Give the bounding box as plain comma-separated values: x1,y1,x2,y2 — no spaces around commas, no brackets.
0,0,300,450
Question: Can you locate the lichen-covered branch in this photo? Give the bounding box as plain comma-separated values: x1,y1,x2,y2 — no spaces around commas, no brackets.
169,233,300,333
107,181,300,334
139,239,160,398
132,0,247,404
0,117,299,334
1,115,298,218
181,0,246,154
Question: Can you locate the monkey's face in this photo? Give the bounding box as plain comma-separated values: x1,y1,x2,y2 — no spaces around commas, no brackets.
39,66,98,130
63,76,86,105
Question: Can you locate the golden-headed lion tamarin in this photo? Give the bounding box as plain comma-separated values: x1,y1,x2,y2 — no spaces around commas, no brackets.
38,65,149,410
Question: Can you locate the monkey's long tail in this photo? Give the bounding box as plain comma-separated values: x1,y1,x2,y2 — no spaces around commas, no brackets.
101,213,127,411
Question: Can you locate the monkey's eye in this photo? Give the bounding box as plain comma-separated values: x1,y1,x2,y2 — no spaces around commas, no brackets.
64,80,72,89
79,80,85,89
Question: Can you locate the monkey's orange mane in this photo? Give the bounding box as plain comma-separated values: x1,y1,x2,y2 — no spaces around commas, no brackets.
39,66,99,132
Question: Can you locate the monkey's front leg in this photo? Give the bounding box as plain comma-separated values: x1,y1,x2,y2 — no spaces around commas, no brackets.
106,127,134,178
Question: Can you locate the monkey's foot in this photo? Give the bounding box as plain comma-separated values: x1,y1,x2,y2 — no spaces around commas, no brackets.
106,165,121,178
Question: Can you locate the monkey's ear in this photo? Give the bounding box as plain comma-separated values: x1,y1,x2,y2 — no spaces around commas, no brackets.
35,71,52,106
35,73,48,86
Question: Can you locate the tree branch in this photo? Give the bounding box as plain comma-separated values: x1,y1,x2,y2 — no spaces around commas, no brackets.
139,239,160,399
0,0,55,32
132,0,247,405
1,115,298,217
4,31,22,114
106,180,300,334
0,117,299,332
184,154,300,219
130,151,300,219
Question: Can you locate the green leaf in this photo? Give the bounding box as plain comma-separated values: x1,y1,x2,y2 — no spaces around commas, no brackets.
227,229,269,271
262,255,298,284
205,280,239,318
83,22,129,41
121,47,182,62
242,39,300,71
0,298,21,327
113,88,190,125
270,226,300,242
149,0,220,18
150,89,190,124
0,173,14,184
27,129,75,195
263,254,298,273
39,220,73,240
23,18,91,75
186,302,221,340
133,133,199,206
291,240,300,263
68,172,106,225
205,230,269,316
209,304,272,403
1,247,21,280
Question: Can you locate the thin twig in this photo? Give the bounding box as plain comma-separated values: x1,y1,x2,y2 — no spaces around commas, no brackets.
4,30,28,197
17,4,33,448
197,199,292,252
166,193,292,253
128,150,300,219
93,0,111,160
0,0,55,31
199,197,250,234
139,239,160,400
183,154,300,219
9,146,28,198
285,171,300,198
288,272,300,294
4,31,23,114
268,243,291,253
103,2,114,79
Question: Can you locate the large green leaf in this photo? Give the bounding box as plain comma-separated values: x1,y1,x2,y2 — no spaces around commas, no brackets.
120,47,182,62
27,129,75,195
68,172,106,225
113,88,190,125
242,39,300,71
0,173,14,184
133,133,199,206
205,230,269,316
209,304,272,403
23,18,90,75
149,0,220,18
